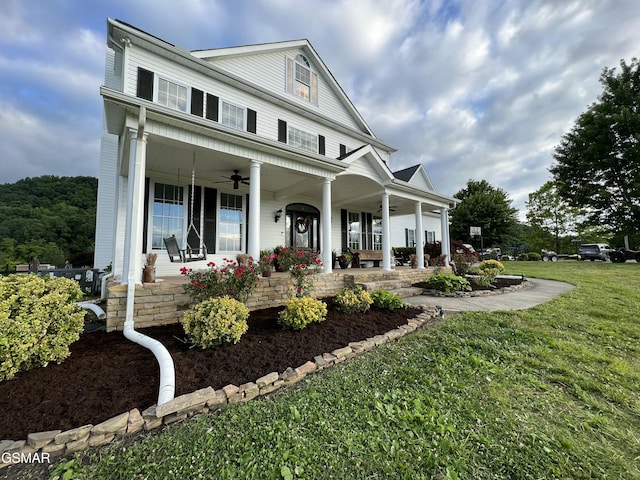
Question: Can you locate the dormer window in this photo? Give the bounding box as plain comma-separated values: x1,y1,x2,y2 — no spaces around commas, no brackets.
286,54,318,105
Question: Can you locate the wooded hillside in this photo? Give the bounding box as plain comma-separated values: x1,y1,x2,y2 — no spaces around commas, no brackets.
0,176,98,268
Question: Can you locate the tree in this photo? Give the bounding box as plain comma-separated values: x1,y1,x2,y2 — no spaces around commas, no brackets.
550,58,640,235
449,179,519,247
526,181,581,252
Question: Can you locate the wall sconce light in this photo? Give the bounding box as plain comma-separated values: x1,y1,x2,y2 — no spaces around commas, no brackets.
274,209,283,223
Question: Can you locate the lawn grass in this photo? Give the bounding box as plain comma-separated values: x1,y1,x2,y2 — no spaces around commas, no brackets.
53,262,640,479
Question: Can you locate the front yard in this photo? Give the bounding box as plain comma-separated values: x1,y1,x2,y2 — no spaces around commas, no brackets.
9,262,640,479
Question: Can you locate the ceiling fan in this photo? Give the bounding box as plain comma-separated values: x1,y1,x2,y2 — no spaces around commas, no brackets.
378,204,397,212
214,170,250,190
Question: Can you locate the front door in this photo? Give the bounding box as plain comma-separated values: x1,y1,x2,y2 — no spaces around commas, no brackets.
285,203,320,251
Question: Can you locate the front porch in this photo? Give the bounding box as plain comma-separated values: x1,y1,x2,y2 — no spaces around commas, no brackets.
105,266,448,332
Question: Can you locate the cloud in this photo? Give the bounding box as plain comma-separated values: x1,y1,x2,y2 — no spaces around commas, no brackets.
0,0,638,224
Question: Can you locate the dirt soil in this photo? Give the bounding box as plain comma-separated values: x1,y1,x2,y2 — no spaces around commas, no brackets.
0,301,423,440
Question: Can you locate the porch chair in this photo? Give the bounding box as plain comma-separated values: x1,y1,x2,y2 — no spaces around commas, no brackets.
163,235,207,262
163,236,186,262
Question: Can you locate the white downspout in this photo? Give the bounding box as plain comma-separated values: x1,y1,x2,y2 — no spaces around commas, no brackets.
122,106,175,405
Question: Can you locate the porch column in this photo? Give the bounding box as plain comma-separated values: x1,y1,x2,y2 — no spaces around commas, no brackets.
248,160,261,260
381,191,392,271
440,207,450,266
321,178,333,274
123,126,148,285
415,201,425,269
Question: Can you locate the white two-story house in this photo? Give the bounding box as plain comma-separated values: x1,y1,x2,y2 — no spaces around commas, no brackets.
94,18,456,283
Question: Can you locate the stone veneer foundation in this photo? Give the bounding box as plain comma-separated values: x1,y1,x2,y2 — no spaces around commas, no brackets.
105,267,447,332
1,304,443,469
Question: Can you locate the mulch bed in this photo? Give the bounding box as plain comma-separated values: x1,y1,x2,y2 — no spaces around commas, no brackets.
0,301,423,440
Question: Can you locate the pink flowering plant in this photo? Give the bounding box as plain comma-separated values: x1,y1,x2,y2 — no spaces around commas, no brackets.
180,257,260,304
272,246,323,297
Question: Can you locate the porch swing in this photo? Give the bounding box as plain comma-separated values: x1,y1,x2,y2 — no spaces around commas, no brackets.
163,154,207,263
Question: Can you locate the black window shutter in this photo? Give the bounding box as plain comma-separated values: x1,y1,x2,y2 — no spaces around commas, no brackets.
191,88,204,117
405,228,409,247
143,177,150,252
339,144,347,158
278,120,287,143
136,68,154,101
247,109,257,133
318,135,325,155
203,187,217,254
206,94,219,121
341,209,348,252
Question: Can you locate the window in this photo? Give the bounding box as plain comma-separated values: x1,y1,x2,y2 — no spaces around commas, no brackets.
294,55,311,101
157,77,188,112
406,228,416,247
219,193,244,252
288,125,317,153
348,211,361,250
373,217,383,250
152,183,185,249
286,55,318,105
426,231,436,243
220,100,245,130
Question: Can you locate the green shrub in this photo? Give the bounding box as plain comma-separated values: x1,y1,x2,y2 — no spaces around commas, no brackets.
334,287,373,314
182,296,249,348
0,274,85,382
527,252,542,261
370,289,407,310
478,259,505,273
278,297,328,330
426,273,472,293
517,253,529,261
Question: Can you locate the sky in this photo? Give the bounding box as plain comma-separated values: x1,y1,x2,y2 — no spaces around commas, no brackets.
1,0,638,219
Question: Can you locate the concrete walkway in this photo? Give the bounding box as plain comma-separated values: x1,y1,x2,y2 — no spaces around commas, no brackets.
404,278,575,313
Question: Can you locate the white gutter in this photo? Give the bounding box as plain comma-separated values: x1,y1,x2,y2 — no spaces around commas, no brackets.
121,104,175,405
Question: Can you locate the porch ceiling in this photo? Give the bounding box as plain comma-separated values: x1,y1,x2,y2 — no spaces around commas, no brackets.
123,134,446,215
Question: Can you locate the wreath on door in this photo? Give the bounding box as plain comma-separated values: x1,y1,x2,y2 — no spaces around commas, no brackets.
295,216,312,234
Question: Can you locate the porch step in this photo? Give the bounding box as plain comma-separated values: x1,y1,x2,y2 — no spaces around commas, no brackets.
357,280,412,291
356,281,424,299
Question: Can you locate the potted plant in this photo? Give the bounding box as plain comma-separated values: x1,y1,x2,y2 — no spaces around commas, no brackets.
143,253,157,283
259,251,274,277
337,252,352,269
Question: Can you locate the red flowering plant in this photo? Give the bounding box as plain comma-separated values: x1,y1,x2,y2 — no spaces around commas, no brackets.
180,257,260,304
272,246,323,297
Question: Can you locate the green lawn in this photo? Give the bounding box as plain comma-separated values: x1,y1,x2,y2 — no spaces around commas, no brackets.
56,262,640,479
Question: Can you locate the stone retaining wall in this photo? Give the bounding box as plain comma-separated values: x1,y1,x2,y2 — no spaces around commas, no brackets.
105,267,448,331
1,305,442,469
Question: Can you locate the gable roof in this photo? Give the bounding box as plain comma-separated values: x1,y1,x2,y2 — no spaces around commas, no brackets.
393,164,436,192
191,39,376,138
393,165,420,182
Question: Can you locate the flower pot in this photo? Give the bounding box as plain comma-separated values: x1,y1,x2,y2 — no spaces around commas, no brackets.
262,268,272,278
143,266,156,283
339,261,350,269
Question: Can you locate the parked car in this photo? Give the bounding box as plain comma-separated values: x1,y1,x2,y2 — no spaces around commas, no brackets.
609,247,640,263
577,244,613,261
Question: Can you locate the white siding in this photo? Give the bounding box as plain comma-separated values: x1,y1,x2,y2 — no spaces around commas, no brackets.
208,48,365,133
389,213,442,248
93,133,119,269
123,45,376,161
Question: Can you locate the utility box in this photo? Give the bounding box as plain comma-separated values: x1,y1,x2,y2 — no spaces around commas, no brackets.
39,268,100,295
